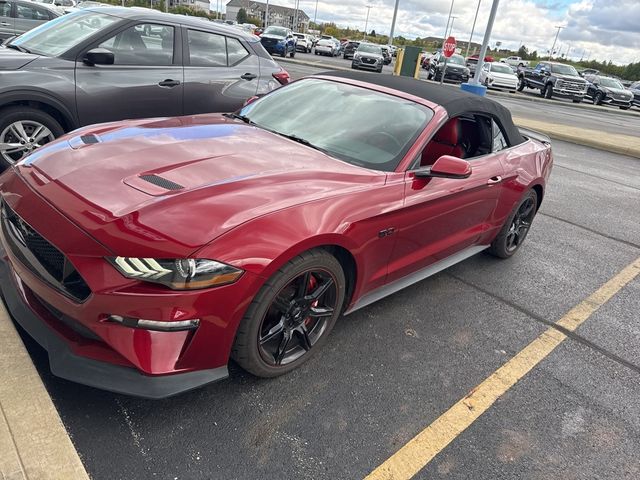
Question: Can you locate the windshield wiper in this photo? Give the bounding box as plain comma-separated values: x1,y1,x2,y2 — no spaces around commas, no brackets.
222,112,255,125
5,44,31,54
274,132,330,155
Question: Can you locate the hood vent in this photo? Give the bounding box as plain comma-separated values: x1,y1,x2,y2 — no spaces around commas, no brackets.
139,174,184,191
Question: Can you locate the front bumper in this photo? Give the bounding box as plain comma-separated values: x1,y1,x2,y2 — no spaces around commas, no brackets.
262,42,286,54
552,86,587,98
315,46,333,54
0,256,228,398
487,79,518,90
352,58,382,70
599,96,632,107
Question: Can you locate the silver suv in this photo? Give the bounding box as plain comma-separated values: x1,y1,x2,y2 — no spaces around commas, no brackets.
0,0,61,40
0,6,289,167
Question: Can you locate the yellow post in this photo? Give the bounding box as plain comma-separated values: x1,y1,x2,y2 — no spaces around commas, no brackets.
393,48,404,76
414,53,423,79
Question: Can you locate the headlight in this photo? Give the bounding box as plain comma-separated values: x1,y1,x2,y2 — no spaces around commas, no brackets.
354,53,361,60
109,257,243,290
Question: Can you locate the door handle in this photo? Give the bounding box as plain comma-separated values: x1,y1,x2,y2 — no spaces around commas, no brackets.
240,73,257,81
487,176,502,185
158,79,180,88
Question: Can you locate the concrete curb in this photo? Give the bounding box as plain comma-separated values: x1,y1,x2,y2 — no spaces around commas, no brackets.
0,302,89,480
278,57,640,118
513,117,640,159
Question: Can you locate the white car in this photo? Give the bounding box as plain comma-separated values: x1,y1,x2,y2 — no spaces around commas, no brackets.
479,62,519,92
294,33,312,53
315,38,336,56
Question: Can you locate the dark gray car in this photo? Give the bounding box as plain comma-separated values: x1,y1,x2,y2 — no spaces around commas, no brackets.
0,0,60,40
0,6,288,166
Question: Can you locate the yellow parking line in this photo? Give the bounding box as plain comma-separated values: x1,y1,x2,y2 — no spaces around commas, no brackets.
365,256,640,480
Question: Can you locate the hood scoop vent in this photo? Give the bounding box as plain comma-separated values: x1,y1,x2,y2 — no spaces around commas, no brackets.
139,174,184,191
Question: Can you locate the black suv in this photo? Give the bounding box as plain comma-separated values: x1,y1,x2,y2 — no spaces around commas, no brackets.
584,75,633,110
630,81,640,109
342,40,359,59
0,6,287,167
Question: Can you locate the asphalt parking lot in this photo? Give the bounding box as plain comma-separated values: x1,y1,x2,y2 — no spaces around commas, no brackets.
19,139,640,480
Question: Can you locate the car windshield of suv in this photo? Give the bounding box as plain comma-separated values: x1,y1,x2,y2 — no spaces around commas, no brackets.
239,79,433,171
550,64,579,76
491,64,513,74
447,55,465,65
599,77,623,89
9,10,119,56
264,26,287,37
357,44,381,54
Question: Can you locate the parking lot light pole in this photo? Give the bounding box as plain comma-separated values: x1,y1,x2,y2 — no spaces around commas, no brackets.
549,25,564,60
363,5,372,41
447,16,457,38
265,0,270,28
465,0,482,58
314,0,318,24
388,0,400,45
442,0,455,50
471,0,500,86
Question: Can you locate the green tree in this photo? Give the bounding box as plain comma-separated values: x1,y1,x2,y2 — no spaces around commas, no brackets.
517,45,528,59
236,8,248,24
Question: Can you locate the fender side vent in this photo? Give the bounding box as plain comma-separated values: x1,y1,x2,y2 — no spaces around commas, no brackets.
80,134,100,144
139,174,184,191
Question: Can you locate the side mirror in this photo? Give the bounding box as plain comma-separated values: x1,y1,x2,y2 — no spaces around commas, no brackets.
415,156,472,179
83,48,114,66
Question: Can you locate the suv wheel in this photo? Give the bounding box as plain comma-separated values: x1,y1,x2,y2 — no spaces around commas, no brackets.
543,83,553,99
517,76,525,91
0,107,64,169
593,92,603,105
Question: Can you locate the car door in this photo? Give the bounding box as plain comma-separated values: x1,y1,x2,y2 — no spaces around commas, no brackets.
385,115,505,283
183,27,259,115
0,0,14,39
75,22,183,126
13,1,53,35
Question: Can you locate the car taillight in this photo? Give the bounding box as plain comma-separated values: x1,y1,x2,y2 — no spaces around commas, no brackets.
272,69,290,85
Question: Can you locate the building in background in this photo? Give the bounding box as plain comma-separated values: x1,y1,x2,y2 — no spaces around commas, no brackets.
226,0,310,31
169,0,211,13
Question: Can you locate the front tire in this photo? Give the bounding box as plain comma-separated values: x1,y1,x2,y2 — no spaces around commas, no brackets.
593,92,603,105
489,189,538,259
232,249,346,378
0,106,64,169
543,83,553,99
517,76,525,91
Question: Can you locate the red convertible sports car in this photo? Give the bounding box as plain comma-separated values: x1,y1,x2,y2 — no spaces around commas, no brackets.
0,71,552,398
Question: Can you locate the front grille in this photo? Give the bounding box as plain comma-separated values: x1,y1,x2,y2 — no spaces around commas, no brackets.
1,202,91,302
261,38,277,46
140,174,184,191
557,80,585,91
363,57,376,64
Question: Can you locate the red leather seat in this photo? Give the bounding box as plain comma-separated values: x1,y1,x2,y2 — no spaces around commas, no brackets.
421,118,465,167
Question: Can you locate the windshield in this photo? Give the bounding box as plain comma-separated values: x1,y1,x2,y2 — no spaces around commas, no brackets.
491,64,513,74
357,44,381,54
239,79,433,172
10,10,119,57
599,77,623,89
550,64,579,76
264,26,287,37
446,55,465,65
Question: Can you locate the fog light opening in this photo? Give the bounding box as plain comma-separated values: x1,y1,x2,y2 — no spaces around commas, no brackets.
107,315,200,332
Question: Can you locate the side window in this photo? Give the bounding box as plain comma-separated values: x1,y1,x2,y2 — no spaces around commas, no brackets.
492,119,509,152
0,1,11,17
16,3,50,20
227,37,249,65
188,29,227,67
98,24,174,66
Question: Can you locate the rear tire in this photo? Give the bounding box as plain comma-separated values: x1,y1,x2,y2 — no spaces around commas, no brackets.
489,189,538,259
232,249,346,378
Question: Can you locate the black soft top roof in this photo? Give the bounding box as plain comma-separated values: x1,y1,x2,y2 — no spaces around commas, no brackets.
316,70,525,146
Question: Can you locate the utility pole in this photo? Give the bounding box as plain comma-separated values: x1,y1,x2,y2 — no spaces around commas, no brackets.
388,0,400,45
363,5,372,41
442,0,455,49
465,0,481,58
471,0,500,85
549,25,564,60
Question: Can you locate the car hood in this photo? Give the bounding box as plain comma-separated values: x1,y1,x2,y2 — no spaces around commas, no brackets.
555,73,586,83
490,71,517,81
358,52,382,59
16,115,385,257
0,47,40,70
261,34,285,40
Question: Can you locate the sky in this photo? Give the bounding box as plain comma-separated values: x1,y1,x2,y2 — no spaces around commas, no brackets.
215,0,640,65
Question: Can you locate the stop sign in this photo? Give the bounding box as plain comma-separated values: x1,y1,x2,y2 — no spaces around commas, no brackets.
443,36,456,58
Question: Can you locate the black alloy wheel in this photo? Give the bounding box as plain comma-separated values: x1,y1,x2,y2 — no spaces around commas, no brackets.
232,249,345,377
489,189,538,259
517,76,525,91
593,92,603,105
